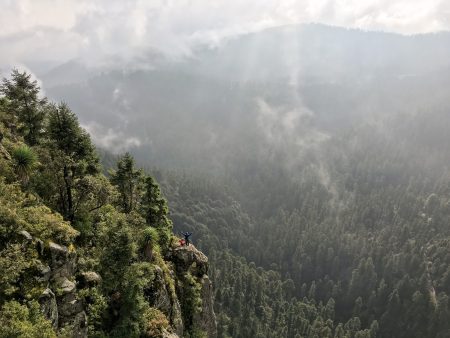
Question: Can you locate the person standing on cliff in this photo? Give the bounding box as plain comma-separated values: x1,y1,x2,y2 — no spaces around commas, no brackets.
181,232,192,246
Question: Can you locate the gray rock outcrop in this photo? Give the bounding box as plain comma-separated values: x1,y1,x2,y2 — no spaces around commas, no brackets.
195,275,217,338
169,245,217,338
170,245,209,276
18,234,89,338
39,288,58,329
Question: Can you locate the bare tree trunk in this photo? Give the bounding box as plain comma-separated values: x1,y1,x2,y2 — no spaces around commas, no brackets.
63,165,73,222
144,240,153,261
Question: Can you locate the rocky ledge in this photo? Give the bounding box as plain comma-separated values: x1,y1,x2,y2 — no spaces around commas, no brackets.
167,245,217,338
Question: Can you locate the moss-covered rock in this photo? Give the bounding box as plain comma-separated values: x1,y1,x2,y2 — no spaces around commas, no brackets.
170,245,209,277
168,245,217,337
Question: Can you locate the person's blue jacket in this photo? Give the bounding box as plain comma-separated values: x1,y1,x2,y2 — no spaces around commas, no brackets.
182,232,192,240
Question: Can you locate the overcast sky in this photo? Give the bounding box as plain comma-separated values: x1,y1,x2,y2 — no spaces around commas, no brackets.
1,0,449,70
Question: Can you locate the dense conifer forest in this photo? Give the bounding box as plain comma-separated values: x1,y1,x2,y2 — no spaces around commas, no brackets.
154,104,450,337
96,63,450,336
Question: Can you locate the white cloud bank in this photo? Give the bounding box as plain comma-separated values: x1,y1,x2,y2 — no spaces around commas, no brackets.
0,0,449,70
82,121,141,153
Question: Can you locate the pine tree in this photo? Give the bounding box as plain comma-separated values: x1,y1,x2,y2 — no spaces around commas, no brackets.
141,175,169,226
46,102,99,221
1,69,47,145
110,153,142,213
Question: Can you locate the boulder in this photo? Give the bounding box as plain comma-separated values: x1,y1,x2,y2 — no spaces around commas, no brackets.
78,271,101,288
58,292,84,319
36,263,51,282
70,311,88,338
19,230,33,242
48,242,75,279
48,242,68,267
39,288,58,329
56,277,83,323
162,329,180,338
57,277,76,295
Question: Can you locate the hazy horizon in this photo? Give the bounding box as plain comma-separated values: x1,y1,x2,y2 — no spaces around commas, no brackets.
2,0,450,72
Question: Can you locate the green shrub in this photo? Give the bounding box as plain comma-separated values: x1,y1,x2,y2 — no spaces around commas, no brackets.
180,272,203,334
186,327,208,338
142,308,170,338
0,179,78,244
0,244,38,299
143,227,160,244
79,287,108,337
0,300,56,337
12,145,36,185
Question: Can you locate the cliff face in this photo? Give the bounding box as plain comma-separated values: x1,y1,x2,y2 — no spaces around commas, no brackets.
15,229,216,338
169,245,217,338
14,232,88,337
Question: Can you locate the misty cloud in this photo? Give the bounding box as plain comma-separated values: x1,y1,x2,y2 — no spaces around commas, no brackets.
82,121,141,153
256,97,329,169
1,0,449,70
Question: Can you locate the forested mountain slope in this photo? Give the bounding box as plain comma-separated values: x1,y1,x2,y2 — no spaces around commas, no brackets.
0,70,216,338
151,106,450,338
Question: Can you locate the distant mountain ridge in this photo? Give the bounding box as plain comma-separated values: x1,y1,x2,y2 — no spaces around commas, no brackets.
41,24,450,86
37,23,450,174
